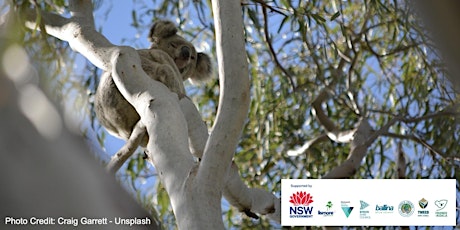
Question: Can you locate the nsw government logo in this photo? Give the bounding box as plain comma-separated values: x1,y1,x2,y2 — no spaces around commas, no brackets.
288,191,314,218
398,200,414,217
417,198,429,217
317,201,334,217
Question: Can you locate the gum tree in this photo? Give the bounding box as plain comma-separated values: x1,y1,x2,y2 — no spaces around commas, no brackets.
2,0,459,229
2,0,282,229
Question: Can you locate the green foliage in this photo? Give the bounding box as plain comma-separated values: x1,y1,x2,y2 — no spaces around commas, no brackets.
170,0,459,227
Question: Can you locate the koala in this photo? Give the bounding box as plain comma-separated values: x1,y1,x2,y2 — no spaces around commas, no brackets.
95,20,212,147
148,20,212,84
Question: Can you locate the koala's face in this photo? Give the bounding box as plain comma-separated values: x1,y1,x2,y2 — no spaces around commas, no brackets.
149,20,212,83
152,35,198,80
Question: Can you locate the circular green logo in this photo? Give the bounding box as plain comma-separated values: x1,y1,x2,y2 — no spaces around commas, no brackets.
398,200,414,217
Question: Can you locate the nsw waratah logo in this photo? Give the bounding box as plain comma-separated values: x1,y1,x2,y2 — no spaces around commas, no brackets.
288,191,314,218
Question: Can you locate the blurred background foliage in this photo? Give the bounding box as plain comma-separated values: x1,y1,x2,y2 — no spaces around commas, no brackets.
7,0,459,229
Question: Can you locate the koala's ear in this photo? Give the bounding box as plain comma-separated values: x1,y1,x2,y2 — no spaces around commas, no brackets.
189,53,212,84
148,20,178,44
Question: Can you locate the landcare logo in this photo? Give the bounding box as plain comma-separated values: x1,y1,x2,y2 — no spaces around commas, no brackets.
359,200,371,219
341,201,354,218
435,199,448,217
288,191,314,218
398,200,415,217
317,201,334,217
418,198,429,217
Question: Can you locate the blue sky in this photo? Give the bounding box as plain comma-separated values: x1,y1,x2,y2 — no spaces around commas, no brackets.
96,2,148,46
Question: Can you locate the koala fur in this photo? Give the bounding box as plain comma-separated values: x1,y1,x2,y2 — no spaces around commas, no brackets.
95,20,212,146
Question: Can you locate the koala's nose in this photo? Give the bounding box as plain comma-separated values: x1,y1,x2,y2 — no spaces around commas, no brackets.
180,46,191,59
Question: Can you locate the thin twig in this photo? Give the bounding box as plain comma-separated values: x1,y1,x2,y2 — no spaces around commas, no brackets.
106,121,146,174
261,5,296,91
249,0,287,16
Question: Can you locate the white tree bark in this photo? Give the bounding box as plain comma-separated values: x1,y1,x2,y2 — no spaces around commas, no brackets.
20,0,205,228
287,86,399,179
18,0,281,228
10,0,460,228
0,23,159,230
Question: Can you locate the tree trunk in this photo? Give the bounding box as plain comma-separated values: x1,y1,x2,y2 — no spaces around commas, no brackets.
14,0,283,228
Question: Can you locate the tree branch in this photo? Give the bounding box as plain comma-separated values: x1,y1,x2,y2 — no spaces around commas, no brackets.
311,87,358,143
261,5,296,90
383,132,447,160
323,117,399,178
250,0,287,16
311,89,339,132
223,162,280,222
106,121,146,173
286,134,329,156
18,0,278,228
21,9,70,40
396,142,406,179
21,0,114,71
322,118,372,178
179,97,209,159
400,110,459,123
200,0,251,196
21,1,199,228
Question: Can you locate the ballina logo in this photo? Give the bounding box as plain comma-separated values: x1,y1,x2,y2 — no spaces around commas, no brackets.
375,204,394,214
288,191,314,218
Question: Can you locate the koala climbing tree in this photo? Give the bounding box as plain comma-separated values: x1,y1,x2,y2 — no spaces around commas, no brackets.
6,0,460,228
97,20,212,172
98,19,279,222
14,0,280,229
